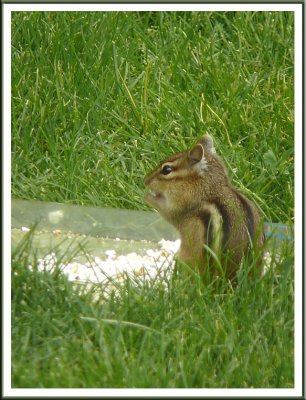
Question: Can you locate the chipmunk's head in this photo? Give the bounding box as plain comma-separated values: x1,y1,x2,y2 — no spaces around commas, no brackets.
144,134,228,222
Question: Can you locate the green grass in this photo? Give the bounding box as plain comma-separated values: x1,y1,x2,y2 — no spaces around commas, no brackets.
11,11,295,389
12,231,294,388
12,11,294,223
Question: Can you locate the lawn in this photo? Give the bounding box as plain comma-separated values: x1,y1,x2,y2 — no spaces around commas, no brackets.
11,11,294,388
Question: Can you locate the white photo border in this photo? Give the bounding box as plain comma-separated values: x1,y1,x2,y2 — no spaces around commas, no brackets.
3,2,304,398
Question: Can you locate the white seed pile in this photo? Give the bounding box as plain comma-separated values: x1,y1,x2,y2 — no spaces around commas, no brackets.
29,239,181,288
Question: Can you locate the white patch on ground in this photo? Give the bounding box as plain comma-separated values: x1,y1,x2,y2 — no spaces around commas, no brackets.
28,239,181,298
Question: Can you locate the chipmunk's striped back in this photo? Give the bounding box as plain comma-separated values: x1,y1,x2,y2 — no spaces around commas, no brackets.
144,135,264,281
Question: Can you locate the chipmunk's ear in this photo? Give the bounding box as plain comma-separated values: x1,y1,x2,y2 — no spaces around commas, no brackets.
189,144,204,164
197,134,216,154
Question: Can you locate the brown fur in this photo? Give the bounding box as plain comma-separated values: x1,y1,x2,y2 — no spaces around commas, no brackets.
144,135,264,281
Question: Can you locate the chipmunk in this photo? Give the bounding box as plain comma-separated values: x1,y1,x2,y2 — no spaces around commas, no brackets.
144,134,264,281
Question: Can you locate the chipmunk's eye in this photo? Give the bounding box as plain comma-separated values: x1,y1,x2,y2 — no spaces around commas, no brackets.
161,165,173,175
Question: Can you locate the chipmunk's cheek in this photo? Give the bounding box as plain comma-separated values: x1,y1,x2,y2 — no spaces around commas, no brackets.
144,190,164,208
